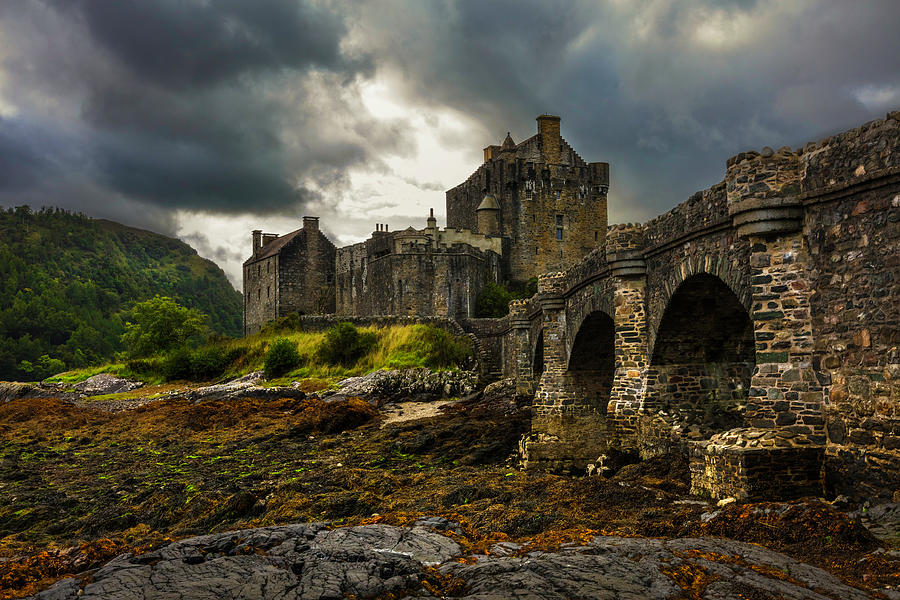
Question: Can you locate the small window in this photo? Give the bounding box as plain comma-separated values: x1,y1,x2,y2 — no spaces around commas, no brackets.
266,261,270,273
556,227,563,241
257,289,261,300
257,265,260,275
555,214,563,226
555,214,563,241
267,286,270,298
594,231,598,242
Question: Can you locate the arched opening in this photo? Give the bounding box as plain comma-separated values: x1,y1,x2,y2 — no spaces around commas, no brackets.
648,274,754,437
567,311,615,413
532,330,544,377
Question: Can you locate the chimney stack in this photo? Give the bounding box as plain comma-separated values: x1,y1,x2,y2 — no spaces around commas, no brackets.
536,114,561,164
302,216,319,231
252,230,262,254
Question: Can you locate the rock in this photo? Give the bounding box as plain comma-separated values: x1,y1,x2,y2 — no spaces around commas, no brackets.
184,372,306,403
72,374,143,396
30,519,879,599
320,368,477,402
717,497,736,507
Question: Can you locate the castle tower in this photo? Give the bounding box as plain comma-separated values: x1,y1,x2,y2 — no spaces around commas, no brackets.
446,114,609,282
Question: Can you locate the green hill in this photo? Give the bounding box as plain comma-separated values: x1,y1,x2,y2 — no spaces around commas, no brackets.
0,206,242,380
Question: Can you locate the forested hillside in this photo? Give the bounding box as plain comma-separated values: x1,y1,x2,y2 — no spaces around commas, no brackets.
0,206,242,380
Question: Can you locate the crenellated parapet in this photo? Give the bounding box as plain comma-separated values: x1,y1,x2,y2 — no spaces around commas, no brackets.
605,223,646,278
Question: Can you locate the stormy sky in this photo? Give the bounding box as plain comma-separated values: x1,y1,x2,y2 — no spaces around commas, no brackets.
1,0,898,288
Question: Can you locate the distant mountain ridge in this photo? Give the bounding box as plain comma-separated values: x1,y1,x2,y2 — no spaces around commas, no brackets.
0,206,242,380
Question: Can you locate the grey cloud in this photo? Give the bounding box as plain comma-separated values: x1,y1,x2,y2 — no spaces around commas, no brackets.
1,0,899,254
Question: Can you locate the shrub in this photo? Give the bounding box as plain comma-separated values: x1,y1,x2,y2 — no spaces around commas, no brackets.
316,322,376,367
264,338,302,378
162,347,194,381
189,346,229,381
419,327,473,368
475,282,513,318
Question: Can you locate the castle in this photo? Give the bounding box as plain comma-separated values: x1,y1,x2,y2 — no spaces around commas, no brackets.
244,111,900,503
243,115,609,333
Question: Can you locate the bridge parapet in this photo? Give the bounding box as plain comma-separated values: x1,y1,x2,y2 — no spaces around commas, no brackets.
605,223,646,277
726,148,803,237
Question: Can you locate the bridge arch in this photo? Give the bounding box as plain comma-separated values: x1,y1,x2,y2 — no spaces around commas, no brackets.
644,273,755,437
566,310,616,414
648,252,751,353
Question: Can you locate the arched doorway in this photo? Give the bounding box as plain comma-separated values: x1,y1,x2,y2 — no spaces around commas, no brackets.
647,274,754,437
567,311,615,413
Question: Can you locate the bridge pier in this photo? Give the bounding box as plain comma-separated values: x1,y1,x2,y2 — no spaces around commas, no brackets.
605,229,650,446
690,152,825,500
520,272,609,473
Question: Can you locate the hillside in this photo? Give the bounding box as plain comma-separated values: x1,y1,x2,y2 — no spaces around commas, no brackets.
0,206,242,380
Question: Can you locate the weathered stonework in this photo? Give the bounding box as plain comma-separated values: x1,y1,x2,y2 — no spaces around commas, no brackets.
242,110,900,502
509,112,900,501
446,115,609,282
243,217,336,336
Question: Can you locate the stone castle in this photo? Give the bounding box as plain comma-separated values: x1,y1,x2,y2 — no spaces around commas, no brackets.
244,112,900,503
243,115,609,333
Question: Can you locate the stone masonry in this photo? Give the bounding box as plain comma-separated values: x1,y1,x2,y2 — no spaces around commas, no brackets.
512,112,900,501
242,111,900,502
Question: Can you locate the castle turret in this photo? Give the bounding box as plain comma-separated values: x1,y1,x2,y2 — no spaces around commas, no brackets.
476,194,500,235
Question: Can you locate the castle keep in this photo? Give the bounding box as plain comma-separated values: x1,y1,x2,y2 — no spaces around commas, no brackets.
244,112,900,502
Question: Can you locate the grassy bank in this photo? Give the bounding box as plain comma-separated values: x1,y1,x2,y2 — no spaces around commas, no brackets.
45,323,473,386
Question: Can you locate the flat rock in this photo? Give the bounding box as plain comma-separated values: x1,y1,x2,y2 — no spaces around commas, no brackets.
32,520,878,600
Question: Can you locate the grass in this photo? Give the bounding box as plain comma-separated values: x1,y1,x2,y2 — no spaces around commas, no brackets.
46,323,473,386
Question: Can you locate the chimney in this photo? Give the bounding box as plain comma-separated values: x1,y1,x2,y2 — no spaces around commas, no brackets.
302,216,319,231
426,208,437,231
536,114,561,164
252,230,262,254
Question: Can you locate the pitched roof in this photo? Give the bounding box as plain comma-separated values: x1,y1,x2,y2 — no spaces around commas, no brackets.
243,228,302,265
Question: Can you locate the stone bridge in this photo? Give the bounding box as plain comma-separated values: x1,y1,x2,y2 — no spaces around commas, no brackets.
497,113,900,501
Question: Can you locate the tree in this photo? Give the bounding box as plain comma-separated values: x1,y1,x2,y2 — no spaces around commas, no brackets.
122,296,208,357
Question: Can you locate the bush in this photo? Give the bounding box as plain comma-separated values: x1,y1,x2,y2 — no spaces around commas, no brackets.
474,279,538,318
264,338,302,378
189,346,229,381
316,322,376,367
419,327,472,368
162,347,194,381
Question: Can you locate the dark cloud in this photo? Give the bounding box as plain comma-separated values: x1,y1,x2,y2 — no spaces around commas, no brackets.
1,0,899,246
64,0,368,89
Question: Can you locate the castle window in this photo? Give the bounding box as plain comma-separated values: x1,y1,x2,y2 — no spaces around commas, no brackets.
257,289,261,300
267,261,270,273
555,214,563,241
257,265,260,275
594,231,598,242
267,286,270,298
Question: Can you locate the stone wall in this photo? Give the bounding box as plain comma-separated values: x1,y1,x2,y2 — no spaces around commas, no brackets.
278,225,337,318
800,114,900,500
514,111,900,501
243,254,277,336
445,115,609,283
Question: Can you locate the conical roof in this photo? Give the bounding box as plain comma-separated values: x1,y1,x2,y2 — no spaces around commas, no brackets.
477,194,500,211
